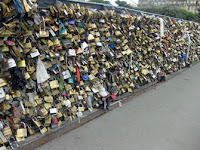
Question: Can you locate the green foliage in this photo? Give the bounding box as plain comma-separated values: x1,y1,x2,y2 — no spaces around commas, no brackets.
88,0,199,22
89,0,111,5
136,6,199,22
197,8,200,22
115,0,134,9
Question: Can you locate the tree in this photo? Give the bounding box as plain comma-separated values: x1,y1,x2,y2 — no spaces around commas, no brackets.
136,6,199,22
197,8,200,22
89,0,111,5
115,0,134,9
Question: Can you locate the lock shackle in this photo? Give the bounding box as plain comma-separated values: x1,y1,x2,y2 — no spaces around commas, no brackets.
26,0,34,9
78,103,84,107
39,124,45,130
51,101,56,108
20,122,26,129
79,86,84,90
39,16,46,31
9,136,16,141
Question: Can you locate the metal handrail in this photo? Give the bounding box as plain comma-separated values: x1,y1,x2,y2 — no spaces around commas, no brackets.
38,0,198,24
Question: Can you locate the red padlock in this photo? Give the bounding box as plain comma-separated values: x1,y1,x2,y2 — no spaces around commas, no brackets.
52,117,58,125
5,41,15,46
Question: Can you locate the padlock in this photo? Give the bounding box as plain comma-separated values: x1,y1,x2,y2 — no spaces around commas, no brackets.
0,145,7,150
40,107,48,117
51,116,58,125
44,115,52,127
9,136,19,150
56,110,63,119
50,106,57,114
16,122,27,138
39,125,47,134
39,17,49,38
78,103,85,112
2,124,12,140
0,131,7,144
68,95,75,103
31,117,42,128
27,125,35,135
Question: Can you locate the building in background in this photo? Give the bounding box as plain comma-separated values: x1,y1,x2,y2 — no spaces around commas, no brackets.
138,0,200,14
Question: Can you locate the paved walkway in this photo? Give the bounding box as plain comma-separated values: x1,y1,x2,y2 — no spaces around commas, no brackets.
37,62,200,150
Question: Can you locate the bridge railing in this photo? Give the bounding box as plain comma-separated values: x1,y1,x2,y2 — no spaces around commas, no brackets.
38,0,196,24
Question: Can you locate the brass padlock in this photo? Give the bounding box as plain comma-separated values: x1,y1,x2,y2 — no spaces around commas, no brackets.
2,125,12,140
44,115,51,126
27,125,35,135
16,122,27,138
40,107,48,117
40,126,47,134
32,117,42,128
56,110,63,118
78,103,85,112
17,60,26,68
50,80,59,89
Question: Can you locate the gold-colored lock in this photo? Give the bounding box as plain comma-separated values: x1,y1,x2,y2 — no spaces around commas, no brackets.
57,111,63,118
88,34,95,41
130,82,135,88
44,96,53,103
128,88,133,93
28,126,35,135
61,29,68,36
71,106,77,112
51,25,59,32
78,104,84,112
88,74,95,80
84,86,90,92
39,27,49,38
50,80,59,89
44,115,51,126
88,56,94,61
57,120,62,127
16,122,27,138
52,39,60,46
12,91,21,98
48,40,54,47
69,97,75,103
24,72,31,80
40,126,47,134
1,45,9,52
77,47,83,54
89,47,95,54
36,98,43,105
24,101,33,107
52,89,60,96
31,117,42,128
76,27,85,35
69,89,76,95
2,126,12,139
17,60,26,68
40,107,48,117
105,62,111,69
79,81,84,86
115,30,122,37
44,103,52,109
0,78,7,88
25,42,32,49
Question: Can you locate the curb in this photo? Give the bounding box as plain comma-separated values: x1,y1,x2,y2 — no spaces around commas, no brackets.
17,61,199,150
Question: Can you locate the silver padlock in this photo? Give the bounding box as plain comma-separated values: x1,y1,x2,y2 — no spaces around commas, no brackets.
9,136,19,150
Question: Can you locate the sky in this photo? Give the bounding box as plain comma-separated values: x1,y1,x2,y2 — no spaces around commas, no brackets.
109,0,139,6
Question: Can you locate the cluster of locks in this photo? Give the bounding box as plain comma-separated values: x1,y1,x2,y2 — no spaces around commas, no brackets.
0,0,200,149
